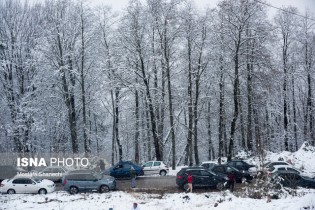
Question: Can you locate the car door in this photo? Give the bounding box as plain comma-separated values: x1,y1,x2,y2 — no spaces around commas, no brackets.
111,164,123,178
142,162,154,175
152,162,162,174
23,178,37,193
12,178,26,193
82,174,97,191
189,170,201,186
199,170,216,187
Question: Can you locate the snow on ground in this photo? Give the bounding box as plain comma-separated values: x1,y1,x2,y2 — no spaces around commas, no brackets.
1,190,315,210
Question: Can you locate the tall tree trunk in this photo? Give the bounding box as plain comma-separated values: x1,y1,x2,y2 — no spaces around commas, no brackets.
134,89,140,164
246,45,253,151
291,75,298,151
228,37,241,161
140,56,163,160
218,55,225,163
57,31,78,154
166,55,176,168
80,11,90,156
114,88,122,160
187,37,194,166
207,101,214,160
282,33,289,151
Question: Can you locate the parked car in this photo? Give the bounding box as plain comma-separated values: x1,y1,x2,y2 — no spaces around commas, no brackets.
263,161,290,169
61,169,97,183
0,177,55,194
200,161,218,170
106,160,144,179
210,164,253,183
226,160,256,172
35,166,68,182
176,167,227,191
268,165,303,176
142,161,169,176
271,171,315,189
0,165,26,182
63,172,116,194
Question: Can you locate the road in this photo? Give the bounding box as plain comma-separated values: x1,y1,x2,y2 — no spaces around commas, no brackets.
56,176,178,193
56,176,245,194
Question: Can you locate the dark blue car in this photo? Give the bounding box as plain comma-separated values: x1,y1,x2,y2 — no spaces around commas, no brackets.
106,160,144,179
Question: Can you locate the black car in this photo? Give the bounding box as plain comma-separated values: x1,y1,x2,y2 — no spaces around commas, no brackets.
226,160,256,171
105,160,144,179
176,167,227,191
210,164,253,183
271,171,315,189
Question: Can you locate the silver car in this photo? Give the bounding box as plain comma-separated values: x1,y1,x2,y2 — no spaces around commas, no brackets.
63,172,116,194
142,161,169,176
35,166,68,182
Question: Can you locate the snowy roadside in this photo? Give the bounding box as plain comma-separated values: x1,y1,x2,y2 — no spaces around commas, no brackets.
1,190,315,210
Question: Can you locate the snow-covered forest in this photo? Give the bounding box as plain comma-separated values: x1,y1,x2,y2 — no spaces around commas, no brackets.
0,0,314,167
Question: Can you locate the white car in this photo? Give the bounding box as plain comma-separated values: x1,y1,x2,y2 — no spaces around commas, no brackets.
268,165,306,176
0,177,55,194
142,161,169,176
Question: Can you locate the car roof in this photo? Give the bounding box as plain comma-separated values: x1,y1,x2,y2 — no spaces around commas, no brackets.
272,165,294,169
181,166,205,170
67,169,95,174
201,161,218,164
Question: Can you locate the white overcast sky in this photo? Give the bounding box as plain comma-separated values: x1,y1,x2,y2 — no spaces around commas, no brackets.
85,0,315,15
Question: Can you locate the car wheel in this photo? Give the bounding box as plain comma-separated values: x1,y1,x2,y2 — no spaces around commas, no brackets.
241,177,247,183
69,186,79,195
216,182,224,191
99,185,110,193
160,170,167,176
7,189,15,194
38,188,47,194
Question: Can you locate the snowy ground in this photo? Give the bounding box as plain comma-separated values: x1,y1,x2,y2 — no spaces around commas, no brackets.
1,190,315,210
1,143,315,210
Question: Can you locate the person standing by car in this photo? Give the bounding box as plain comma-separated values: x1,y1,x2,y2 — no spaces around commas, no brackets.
130,166,137,188
186,172,193,193
227,172,236,192
100,160,105,171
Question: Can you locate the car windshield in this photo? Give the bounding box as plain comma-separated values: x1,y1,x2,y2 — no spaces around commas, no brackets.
206,164,216,169
263,162,271,167
33,178,43,183
228,166,240,172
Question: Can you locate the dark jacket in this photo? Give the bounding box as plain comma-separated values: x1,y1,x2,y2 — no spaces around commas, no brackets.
227,173,236,182
130,168,137,178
